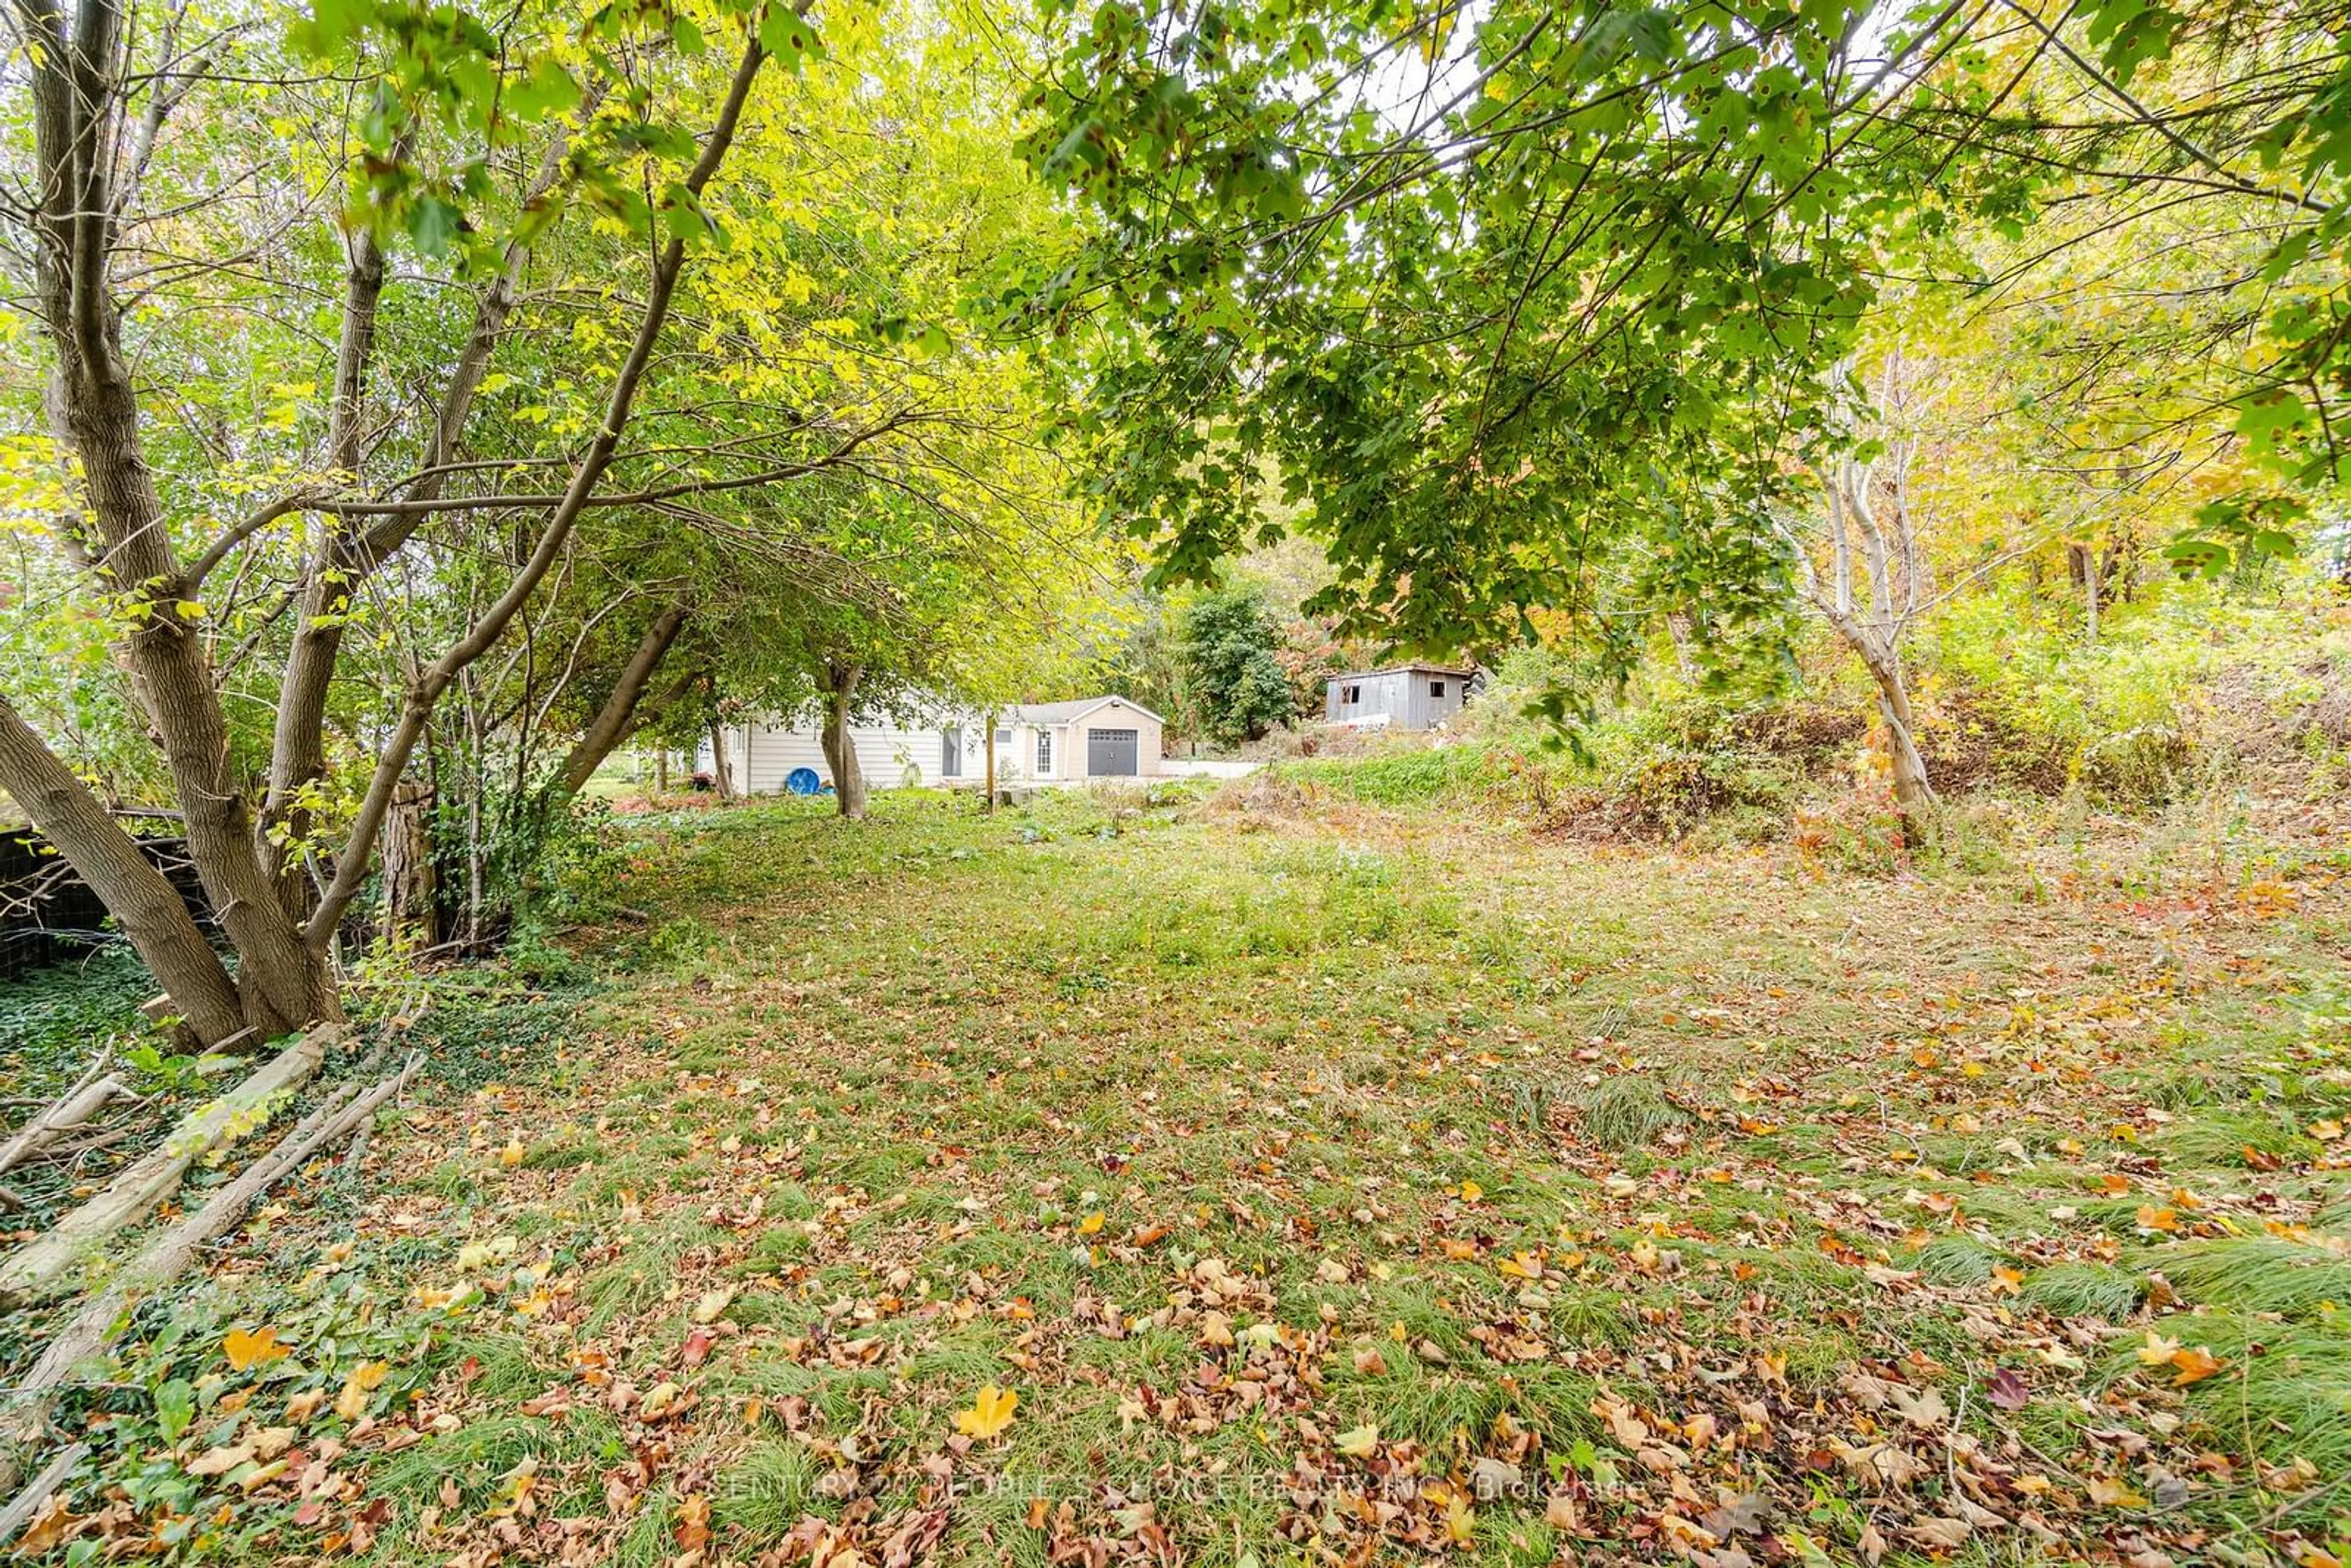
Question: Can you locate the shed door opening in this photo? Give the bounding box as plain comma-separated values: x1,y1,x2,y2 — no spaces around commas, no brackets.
1089,728,1139,776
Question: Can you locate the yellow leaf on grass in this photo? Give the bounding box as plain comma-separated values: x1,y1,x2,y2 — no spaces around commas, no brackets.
1457,1181,1483,1204
1078,1211,1106,1236
953,1385,1018,1440
1334,1424,1380,1458
2087,1475,2146,1507
187,1441,254,1477
498,1138,525,1168
336,1360,390,1421
2137,1332,2182,1367
2169,1345,2226,1386
1444,1492,1476,1545
223,1327,290,1371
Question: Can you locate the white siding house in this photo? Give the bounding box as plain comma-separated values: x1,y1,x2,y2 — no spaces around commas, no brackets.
697,717,948,795
697,696,1164,795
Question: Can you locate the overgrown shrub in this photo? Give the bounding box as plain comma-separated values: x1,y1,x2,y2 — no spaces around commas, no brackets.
1280,676,1805,842
1791,790,1913,877
1924,575,2349,805
1583,698,1801,840
424,787,631,952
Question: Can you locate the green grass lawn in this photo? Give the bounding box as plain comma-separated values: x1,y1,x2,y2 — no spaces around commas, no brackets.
7,782,2350,1565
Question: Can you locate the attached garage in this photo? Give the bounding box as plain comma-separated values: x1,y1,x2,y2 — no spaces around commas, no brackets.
1011,696,1164,781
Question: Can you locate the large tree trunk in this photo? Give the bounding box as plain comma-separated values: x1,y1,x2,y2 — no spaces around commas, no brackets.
1796,445,1937,844
53,361,324,1037
0,699,245,1046
255,220,394,927
16,0,324,1045
379,779,438,950
550,606,690,798
2068,541,2101,643
819,660,867,820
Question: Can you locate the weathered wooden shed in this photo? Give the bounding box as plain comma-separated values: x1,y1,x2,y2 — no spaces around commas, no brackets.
1324,664,1474,730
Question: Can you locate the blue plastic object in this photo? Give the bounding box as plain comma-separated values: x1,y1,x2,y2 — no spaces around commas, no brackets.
784,767,822,796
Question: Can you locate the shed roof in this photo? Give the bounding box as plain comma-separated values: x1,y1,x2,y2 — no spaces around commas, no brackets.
1329,664,1475,682
1011,695,1166,726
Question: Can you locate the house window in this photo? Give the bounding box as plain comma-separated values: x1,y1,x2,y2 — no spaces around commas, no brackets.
1343,684,1362,704
1430,680,1446,698
1037,732,1052,771
996,727,1013,745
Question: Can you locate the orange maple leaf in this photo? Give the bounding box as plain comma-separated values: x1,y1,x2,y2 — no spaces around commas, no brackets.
223,1327,290,1371
2169,1345,2227,1386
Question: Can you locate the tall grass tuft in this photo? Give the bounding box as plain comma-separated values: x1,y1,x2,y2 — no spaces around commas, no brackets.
2164,1236,2351,1316
1575,1075,1691,1150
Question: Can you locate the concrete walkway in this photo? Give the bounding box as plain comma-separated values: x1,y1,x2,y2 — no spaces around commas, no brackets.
1158,758,1264,780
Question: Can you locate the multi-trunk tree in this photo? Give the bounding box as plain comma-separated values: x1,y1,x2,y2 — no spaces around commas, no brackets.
2,0,1120,1016
1781,363,1940,824
0,0,863,1046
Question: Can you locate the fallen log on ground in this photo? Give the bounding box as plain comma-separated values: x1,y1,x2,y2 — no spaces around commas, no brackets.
0,1026,340,1309
0,1051,420,1503
0,1442,90,1550
0,1059,140,1179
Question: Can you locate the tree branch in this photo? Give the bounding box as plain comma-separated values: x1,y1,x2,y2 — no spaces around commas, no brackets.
302,32,768,953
